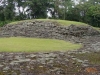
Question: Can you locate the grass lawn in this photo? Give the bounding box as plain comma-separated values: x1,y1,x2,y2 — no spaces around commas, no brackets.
0,37,81,52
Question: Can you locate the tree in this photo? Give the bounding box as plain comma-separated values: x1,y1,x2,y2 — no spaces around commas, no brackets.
0,6,5,21
68,0,100,27
64,0,73,20
26,0,48,18
87,4,100,27
5,0,15,20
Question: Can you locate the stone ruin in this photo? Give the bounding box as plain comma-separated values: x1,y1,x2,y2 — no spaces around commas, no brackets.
0,20,99,41
0,20,100,75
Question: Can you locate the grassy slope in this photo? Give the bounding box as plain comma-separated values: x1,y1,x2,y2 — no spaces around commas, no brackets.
9,19,88,26
8,19,100,31
0,37,81,52
36,19,88,26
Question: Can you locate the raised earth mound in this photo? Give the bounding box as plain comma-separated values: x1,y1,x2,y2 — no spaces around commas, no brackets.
0,19,100,75
0,20,99,39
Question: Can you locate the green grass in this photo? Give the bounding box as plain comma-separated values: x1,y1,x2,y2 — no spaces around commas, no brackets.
0,21,11,27
0,37,81,52
93,27,100,31
73,52,100,65
8,19,88,26
37,19,88,26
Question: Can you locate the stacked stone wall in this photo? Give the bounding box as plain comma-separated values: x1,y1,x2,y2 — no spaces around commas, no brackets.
0,21,99,40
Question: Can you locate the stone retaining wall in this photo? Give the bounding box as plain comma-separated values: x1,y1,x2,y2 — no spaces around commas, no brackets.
0,20,99,40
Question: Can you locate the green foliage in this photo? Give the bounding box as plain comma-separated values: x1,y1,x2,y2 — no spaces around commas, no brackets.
87,5,100,27
0,6,5,21
0,0,100,27
66,1,100,27
0,21,11,27
0,37,82,52
26,0,48,18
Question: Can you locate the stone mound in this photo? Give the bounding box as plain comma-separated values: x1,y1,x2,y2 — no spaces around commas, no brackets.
0,20,99,40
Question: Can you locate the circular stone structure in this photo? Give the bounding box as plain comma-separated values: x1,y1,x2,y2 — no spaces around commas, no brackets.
0,20,99,41
0,20,100,75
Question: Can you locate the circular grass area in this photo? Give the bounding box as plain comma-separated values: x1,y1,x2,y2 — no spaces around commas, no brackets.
0,37,82,52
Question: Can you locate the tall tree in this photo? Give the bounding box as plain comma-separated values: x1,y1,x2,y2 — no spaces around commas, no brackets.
26,0,48,18
87,4,100,27
0,6,5,21
6,0,15,20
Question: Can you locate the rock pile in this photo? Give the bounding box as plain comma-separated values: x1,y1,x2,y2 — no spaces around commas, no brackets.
0,52,100,75
0,20,100,75
0,20,99,41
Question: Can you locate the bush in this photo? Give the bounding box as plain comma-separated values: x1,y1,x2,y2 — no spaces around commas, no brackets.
0,21,11,27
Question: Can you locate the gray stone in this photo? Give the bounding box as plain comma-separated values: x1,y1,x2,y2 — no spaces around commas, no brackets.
0,20,99,40
3,66,10,71
0,64,4,67
91,42,100,51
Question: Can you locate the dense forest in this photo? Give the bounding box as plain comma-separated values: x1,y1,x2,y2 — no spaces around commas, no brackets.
0,0,100,27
